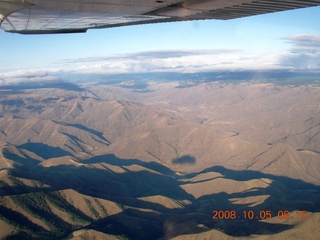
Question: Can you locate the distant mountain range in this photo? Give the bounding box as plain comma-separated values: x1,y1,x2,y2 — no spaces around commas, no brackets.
1,69,319,90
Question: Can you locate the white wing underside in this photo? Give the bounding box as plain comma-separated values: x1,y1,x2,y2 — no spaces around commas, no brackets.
1,0,320,34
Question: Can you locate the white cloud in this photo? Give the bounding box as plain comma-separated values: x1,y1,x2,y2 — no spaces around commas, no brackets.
0,69,60,85
279,34,320,70
279,53,320,70
56,49,284,76
283,34,320,49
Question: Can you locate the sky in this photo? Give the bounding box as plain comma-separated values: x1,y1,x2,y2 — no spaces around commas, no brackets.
0,6,320,85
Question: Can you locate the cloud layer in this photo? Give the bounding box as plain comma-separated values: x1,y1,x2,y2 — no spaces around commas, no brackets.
53,34,320,74
56,48,280,75
1,34,319,85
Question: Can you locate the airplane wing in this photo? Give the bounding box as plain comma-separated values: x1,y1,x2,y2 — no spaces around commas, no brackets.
1,0,320,34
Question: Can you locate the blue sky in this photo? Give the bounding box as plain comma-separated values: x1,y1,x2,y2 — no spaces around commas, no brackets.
0,6,320,85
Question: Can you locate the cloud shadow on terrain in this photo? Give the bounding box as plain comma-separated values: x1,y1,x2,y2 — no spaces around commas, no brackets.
2,153,320,239
172,155,196,165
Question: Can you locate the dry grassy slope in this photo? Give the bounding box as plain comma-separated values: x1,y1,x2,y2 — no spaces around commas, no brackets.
0,88,86,118
61,189,123,218
0,145,14,169
0,188,124,238
105,124,320,185
66,229,121,240
0,144,44,171
180,177,271,199
92,83,320,149
0,116,110,158
103,119,229,169
135,83,320,150
0,91,189,150
0,219,13,239
138,195,192,210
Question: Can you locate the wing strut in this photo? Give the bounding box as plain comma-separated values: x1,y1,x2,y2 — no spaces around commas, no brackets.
0,0,33,25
